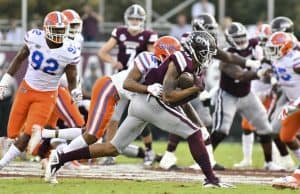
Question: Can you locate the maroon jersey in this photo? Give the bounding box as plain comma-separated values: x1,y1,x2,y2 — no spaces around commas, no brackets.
144,51,197,86
111,26,158,70
220,38,259,97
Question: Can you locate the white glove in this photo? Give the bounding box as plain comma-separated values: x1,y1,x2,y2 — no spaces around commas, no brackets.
71,88,83,105
252,45,264,61
279,103,299,120
0,73,14,100
147,83,163,98
199,90,211,101
245,59,261,70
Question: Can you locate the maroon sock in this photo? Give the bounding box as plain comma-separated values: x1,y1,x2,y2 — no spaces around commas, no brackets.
187,131,218,183
167,134,181,152
60,147,91,165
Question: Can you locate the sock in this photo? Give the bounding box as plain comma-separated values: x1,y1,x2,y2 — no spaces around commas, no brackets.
293,148,300,161
167,134,181,152
38,139,51,159
42,129,56,138
60,147,91,165
273,136,289,157
57,128,82,140
62,135,88,153
144,142,152,151
56,143,68,153
259,134,272,162
205,144,216,166
0,144,21,167
210,131,227,150
123,144,139,157
242,132,254,162
137,147,145,158
187,131,218,183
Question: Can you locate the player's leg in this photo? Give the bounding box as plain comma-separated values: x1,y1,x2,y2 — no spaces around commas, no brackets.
234,117,254,168
0,81,32,169
239,92,282,170
211,89,237,150
61,77,118,154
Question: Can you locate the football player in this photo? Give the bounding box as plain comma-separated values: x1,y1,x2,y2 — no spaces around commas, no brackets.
46,31,234,188
0,11,80,170
98,4,158,164
210,22,283,170
267,32,300,189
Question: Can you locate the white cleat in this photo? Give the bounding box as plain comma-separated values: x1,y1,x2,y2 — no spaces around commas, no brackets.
189,163,201,170
159,151,177,170
280,155,296,171
233,159,252,169
203,179,236,188
45,150,61,184
272,174,300,189
264,161,285,171
28,125,42,154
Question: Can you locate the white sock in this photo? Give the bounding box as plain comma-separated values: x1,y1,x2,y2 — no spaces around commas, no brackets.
41,129,56,138
56,143,68,153
242,132,254,162
206,144,216,166
293,148,300,162
0,144,21,167
62,135,88,153
58,128,82,140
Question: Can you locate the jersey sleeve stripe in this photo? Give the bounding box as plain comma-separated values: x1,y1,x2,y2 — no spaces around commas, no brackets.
135,57,146,73
174,52,187,72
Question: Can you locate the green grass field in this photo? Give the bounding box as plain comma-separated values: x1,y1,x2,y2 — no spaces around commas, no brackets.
0,142,297,194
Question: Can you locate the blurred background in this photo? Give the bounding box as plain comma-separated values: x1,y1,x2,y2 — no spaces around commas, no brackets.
0,0,299,140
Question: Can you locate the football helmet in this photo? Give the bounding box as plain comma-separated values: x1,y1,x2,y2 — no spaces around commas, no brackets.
124,4,146,31
270,16,294,33
225,22,249,50
182,31,217,68
43,11,68,44
256,24,272,47
62,9,82,39
192,14,218,40
154,36,181,61
265,32,294,61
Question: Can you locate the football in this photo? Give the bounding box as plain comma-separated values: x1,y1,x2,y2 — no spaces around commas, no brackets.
177,72,194,89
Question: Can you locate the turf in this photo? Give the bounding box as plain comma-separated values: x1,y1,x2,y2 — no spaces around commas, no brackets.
0,178,295,194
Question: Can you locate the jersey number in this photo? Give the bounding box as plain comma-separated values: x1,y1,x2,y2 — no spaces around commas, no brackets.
31,50,59,75
126,48,136,66
277,67,291,81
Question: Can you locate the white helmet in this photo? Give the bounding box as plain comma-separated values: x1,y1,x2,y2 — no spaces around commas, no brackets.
62,9,82,39
124,4,146,31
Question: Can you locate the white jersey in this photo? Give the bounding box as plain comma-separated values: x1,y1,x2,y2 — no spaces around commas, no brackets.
274,49,300,101
24,29,80,91
110,51,160,99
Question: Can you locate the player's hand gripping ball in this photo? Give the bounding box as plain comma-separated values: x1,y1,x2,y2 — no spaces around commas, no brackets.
177,72,195,89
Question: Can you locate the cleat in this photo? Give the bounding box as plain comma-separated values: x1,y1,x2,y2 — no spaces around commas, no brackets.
99,157,116,165
280,155,295,171
233,159,252,169
28,125,42,154
45,150,62,184
203,179,236,188
272,174,300,190
159,151,177,170
189,163,200,170
264,161,285,171
143,150,156,167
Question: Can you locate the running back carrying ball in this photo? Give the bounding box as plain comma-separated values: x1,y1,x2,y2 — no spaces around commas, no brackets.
177,72,194,89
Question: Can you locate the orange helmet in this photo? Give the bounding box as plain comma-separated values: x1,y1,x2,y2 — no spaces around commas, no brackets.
265,32,294,60
154,36,181,61
62,9,82,39
43,11,68,44
256,24,271,46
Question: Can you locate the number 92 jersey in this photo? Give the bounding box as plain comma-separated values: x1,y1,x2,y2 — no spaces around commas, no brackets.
24,29,80,91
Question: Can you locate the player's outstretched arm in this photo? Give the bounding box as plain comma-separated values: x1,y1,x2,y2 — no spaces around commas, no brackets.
219,61,258,82
162,62,200,104
123,64,148,94
7,44,30,76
